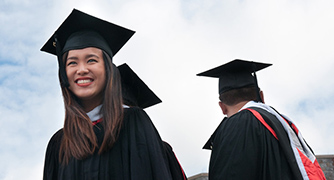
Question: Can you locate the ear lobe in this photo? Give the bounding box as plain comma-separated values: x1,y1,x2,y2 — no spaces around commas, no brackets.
219,101,228,115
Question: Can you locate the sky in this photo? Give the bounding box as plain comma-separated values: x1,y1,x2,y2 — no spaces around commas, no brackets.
1,0,334,179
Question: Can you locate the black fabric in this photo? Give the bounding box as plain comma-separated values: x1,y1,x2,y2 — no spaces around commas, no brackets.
196,59,272,94
163,142,187,180
118,63,162,109
41,9,134,59
62,30,113,59
249,107,304,180
203,117,227,150
43,107,174,180
206,109,301,180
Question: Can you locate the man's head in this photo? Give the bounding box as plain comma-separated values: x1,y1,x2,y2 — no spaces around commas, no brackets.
197,59,271,116
218,86,264,116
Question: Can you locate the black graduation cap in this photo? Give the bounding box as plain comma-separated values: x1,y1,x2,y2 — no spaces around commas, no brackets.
40,9,135,87
117,63,162,109
197,59,272,102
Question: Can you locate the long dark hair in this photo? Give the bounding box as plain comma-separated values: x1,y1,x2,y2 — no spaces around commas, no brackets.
59,50,124,164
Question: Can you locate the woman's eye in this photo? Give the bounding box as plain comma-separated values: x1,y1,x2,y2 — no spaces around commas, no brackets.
67,61,77,66
88,59,98,63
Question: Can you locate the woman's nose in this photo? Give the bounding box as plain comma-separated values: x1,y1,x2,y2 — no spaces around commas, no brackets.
77,63,89,75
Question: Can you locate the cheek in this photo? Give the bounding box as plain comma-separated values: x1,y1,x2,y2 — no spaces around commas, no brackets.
65,69,74,81
95,64,107,88
65,68,77,87
65,66,70,76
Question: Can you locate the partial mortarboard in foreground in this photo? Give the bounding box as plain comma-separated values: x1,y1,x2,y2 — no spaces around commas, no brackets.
117,63,162,109
197,59,272,102
40,9,135,87
41,8,135,58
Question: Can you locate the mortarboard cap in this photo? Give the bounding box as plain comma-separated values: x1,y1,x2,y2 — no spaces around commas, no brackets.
41,8,135,58
40,9,135,87
197,59,272,101
117,63,162,109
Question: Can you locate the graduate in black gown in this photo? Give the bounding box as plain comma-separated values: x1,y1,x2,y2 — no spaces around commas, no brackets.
41,9,180,180
118,63,187,180
197,60,326,180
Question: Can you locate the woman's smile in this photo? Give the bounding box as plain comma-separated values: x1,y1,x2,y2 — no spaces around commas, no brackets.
75,77,94,86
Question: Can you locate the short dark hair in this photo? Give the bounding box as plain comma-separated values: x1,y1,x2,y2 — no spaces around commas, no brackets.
219,86,258,106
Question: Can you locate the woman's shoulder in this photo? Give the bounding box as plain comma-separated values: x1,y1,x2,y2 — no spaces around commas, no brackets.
51,128,64,139
46,128,64,149
44,129,64,162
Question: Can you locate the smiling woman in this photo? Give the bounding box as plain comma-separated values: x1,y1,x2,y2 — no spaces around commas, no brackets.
40,9,186,180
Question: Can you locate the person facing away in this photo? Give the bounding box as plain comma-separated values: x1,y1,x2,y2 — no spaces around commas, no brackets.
117,63,187,180
197,59,326,180
41,9,177,180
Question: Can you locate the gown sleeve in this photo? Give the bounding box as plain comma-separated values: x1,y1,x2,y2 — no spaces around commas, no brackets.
163,141,187,180
123,107,174,180
43,129,63,180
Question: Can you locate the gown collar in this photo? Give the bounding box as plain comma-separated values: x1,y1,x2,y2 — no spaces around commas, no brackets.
87,104,103,122
86,104,130,122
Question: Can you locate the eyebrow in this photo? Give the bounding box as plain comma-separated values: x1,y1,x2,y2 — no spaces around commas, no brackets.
67,54,100,61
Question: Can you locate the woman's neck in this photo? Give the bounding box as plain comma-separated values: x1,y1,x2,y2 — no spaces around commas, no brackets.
81,99,102,112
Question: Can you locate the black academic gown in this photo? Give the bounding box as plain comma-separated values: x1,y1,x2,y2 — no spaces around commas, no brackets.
163,142,187,180
43,107,177,180
204,108,303,180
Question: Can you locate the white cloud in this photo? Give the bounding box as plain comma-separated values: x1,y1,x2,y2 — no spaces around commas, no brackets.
1,0,334,178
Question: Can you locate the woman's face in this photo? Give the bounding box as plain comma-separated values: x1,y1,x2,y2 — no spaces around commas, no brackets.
66,47,106,108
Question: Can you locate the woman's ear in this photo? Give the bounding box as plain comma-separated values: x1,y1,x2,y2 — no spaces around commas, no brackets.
260,90,265,104
219,101,228,115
